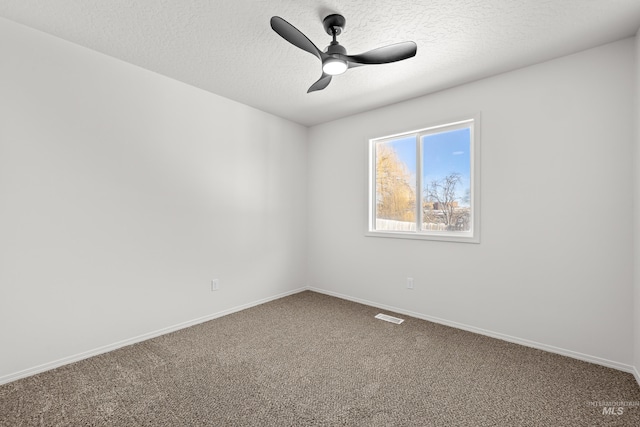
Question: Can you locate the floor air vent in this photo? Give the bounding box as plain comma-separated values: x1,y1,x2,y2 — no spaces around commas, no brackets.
375,313,404,324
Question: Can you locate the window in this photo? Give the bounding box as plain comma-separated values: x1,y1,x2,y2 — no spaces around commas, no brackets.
367,116,479,243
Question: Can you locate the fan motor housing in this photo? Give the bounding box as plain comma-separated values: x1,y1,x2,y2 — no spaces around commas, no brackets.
323,14,345,36
326,42,346,55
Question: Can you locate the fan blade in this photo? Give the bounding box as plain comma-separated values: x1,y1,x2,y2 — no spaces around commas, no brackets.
344,41,417,65
270,16,322,60
307,73,332,93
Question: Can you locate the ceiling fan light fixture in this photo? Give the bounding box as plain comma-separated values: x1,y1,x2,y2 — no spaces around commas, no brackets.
322,57,347,75
270,14,417,92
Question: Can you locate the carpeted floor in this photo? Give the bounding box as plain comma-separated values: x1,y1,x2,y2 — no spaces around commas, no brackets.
1,291,639,426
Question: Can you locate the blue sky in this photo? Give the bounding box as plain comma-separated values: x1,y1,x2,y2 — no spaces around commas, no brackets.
386,128,471,205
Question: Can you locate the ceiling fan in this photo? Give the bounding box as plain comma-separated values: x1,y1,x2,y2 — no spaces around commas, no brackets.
270,14,417,93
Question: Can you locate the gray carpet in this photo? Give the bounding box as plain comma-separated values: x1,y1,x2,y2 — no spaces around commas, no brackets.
1,291,639,426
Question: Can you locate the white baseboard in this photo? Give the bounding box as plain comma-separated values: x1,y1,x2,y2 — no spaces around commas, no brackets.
634,366,640,388
308,287,638,376
0,286,308,386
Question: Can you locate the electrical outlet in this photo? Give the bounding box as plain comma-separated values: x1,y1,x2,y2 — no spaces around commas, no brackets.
406,277,414,290
211,279,219,291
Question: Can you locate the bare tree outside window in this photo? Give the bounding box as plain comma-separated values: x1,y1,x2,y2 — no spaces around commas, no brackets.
423,173,470,231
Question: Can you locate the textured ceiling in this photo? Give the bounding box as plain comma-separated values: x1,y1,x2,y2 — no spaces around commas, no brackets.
1,1,640,126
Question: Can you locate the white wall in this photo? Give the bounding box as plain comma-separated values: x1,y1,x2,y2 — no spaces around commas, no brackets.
0,18,307,382
634,31,640,382
308,38,635,369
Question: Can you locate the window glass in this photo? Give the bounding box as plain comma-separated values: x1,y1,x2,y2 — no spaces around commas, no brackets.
375,136,416,231
421,128,471,232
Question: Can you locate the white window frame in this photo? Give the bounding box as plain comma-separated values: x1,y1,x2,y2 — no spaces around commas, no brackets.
366,115,480,243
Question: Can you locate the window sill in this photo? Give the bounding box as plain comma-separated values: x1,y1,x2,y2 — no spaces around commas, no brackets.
365,230,479,244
